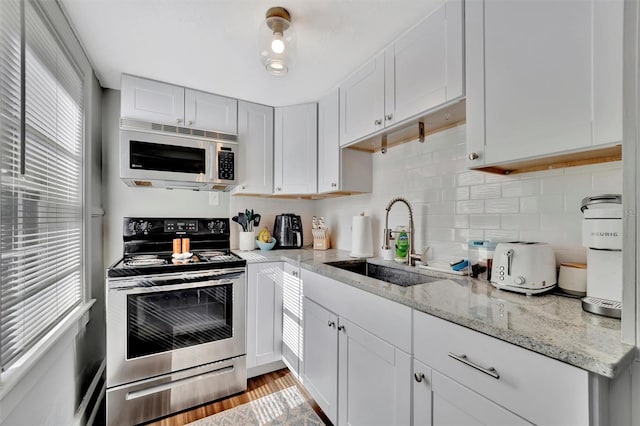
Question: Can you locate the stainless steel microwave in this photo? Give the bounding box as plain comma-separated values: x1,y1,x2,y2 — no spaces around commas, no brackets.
120,129,238,191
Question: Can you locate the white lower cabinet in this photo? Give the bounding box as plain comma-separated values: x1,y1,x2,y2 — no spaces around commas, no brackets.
281,262,303,377
302,298,339,424
246,262,283,374
413,310,589,425
338,318,411,426
301,269,411,426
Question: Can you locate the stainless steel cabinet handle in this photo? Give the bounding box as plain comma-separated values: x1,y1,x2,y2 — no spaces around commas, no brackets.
328,321,335,328
414,372,425,383
331,182,337,188
374,119,382,126
337,325,345,332
468,152,479,160
385,114,393,121
448,353,500,379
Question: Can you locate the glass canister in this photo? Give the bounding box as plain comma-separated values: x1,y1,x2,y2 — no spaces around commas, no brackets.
468,240,497,281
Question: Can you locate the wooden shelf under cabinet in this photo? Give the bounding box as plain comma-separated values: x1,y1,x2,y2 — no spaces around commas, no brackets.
472,144,622,175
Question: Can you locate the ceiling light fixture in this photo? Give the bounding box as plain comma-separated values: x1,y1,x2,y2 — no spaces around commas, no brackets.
259,7,296,76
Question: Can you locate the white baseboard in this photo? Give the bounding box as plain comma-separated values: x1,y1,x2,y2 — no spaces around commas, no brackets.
247,360,287,379
72,360,105,426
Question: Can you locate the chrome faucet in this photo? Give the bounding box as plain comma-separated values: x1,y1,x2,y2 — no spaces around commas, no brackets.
383,197,422,266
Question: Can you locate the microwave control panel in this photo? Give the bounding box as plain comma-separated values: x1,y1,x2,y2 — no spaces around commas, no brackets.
218,148,235,181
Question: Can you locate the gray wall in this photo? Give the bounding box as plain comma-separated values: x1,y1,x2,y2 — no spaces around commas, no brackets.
101,88,316,263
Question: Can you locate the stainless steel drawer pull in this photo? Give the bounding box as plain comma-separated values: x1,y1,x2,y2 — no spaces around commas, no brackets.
327,321,335,328
337,325,345,332
448,353,500,379
414,372,425,383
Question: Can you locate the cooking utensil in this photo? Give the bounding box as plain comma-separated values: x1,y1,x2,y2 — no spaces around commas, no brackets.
238,213,247,231
232,216,240,228
253,214,261,228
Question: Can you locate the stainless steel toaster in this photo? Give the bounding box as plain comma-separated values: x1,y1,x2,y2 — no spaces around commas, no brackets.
490,242,557,295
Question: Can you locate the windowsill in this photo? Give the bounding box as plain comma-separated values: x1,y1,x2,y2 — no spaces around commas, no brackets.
0,300,95,402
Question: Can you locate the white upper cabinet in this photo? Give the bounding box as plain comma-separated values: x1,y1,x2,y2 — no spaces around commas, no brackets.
466,0,623,168
339,52,386,146
318,89,372,194
235,101,273,195
121,75,185,125
120,74,238,133
184,89,237,134
274,103,318,195
339,0,464,147
386,0,463,126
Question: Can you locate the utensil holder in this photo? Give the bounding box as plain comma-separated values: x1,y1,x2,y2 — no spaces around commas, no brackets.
312,229,330,250
239,231,255,251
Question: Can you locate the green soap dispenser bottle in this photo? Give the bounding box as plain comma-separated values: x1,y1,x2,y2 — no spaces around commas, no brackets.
395,227,409,262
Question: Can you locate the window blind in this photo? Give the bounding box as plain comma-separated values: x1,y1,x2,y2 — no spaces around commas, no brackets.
0,0,84,370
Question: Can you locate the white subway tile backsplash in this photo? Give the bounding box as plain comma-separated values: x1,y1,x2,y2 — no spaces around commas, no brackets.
501,179,541,197
315,125,622,264
456,200,484,214
592,169,623,193
469,214,501,229
520,195,564,213
485,198,519,214
457,171,485,186
456,229,484,241
454,215,469,228
470,183,501,200
484,230,519,242
501,214,540,230
456,187,470,200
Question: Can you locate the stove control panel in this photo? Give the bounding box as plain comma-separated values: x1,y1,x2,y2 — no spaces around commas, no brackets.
164,219,198,233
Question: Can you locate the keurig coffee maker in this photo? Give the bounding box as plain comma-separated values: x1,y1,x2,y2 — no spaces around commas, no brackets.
581,194,622,318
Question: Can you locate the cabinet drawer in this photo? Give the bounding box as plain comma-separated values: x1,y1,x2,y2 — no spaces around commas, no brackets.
301,269,411,353
413,311,589,425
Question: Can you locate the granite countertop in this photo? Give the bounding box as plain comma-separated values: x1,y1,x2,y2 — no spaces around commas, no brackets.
235,248,636,378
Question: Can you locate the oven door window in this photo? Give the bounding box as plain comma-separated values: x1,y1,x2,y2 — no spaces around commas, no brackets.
127,284,232,359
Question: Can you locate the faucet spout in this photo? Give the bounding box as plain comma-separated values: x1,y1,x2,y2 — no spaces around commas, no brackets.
383,197,420,266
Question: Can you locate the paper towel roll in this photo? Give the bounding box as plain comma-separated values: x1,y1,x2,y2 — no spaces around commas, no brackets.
350,214,373,257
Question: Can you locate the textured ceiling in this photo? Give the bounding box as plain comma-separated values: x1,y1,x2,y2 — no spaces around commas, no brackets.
60,0,445,106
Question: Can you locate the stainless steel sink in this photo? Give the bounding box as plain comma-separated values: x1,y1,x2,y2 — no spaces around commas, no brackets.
324,260,433,287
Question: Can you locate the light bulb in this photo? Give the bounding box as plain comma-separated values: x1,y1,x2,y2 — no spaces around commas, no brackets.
271,32,285,54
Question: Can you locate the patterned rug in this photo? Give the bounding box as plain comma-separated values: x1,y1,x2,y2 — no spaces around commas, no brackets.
186,386,325,426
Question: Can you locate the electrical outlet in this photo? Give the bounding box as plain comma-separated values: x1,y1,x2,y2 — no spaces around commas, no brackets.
208,192,219,206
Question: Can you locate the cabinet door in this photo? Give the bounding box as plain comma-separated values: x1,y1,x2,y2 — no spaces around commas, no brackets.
431,371,531,426
184,89,237,134
274,103,318,195
302,298,338,425
466,0,622,167
235,101,273,195
120,75,184,125
386,0,463,125
338,319,411,426
339,52,385,146
318,89,340,193
246,263,283,370
281,263,302,377
412,359,433,426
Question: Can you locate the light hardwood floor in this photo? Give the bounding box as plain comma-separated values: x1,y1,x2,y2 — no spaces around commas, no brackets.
147,369,331,426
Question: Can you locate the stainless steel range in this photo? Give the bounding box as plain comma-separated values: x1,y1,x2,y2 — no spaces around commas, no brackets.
106,217,247,426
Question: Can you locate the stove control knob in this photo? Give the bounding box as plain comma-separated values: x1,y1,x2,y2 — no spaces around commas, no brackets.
514,276,526,285
208,220,226,233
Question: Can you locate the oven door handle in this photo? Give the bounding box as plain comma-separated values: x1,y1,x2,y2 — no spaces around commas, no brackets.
108,267,245,290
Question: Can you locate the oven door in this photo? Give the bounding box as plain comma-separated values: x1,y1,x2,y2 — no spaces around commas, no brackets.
106,267,246,388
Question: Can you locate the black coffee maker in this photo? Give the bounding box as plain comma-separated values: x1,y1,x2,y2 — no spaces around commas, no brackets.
273,214,303,249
